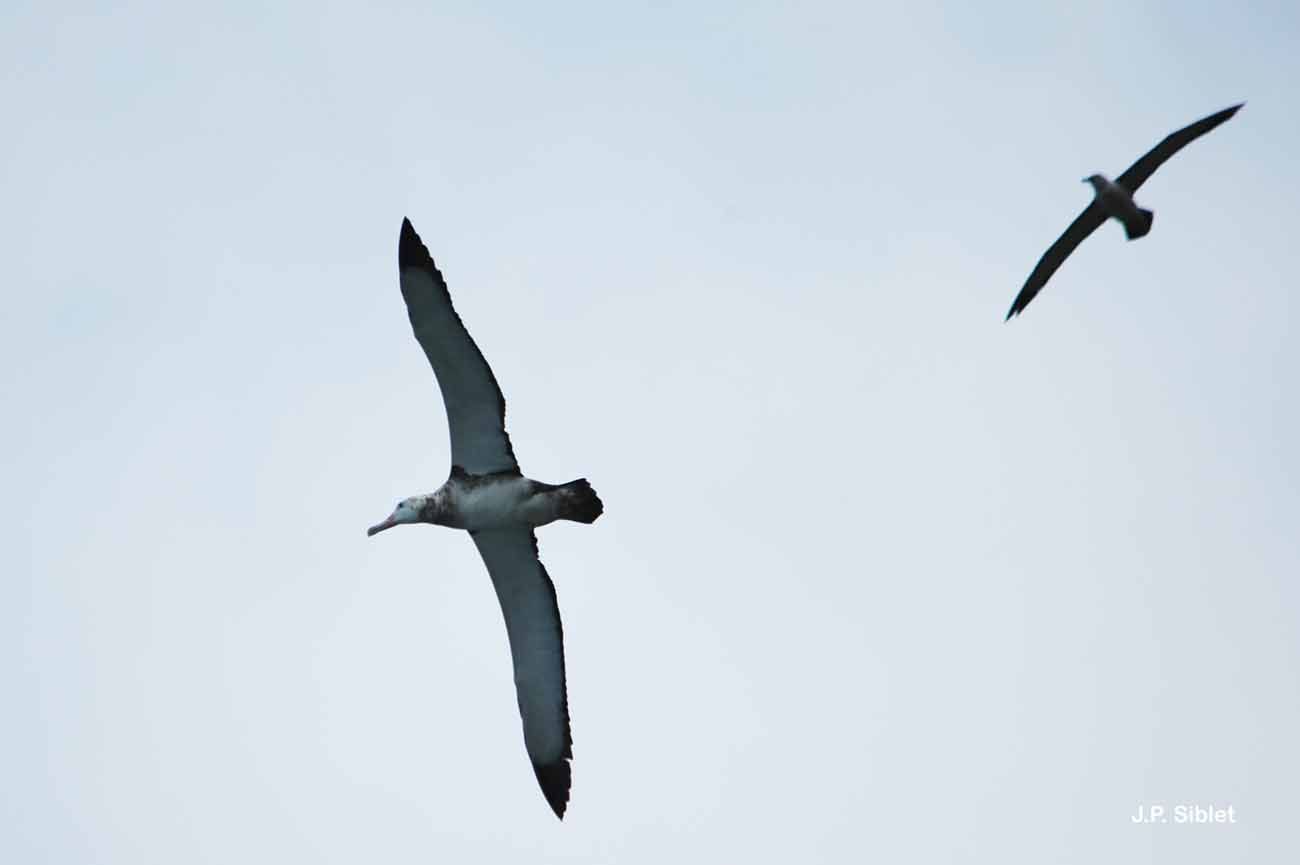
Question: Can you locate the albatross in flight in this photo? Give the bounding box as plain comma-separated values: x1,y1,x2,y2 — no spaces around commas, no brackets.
1005,102,1243,319
368,218,603,819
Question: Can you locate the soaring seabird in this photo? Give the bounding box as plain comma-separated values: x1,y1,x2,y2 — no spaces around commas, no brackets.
368,218,603,819
1005,103,1243,319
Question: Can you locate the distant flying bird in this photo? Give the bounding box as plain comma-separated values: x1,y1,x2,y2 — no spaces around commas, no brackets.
368,218,603,819
1005,103,1243,320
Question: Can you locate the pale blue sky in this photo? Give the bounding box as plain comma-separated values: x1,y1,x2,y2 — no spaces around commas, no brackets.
4,1,1298,862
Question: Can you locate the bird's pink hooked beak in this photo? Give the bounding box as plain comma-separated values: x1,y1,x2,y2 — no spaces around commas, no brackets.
367,517,398,537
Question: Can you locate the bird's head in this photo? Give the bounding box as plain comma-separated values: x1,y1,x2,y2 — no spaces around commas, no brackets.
367,495,432,536
1082,174,1107,191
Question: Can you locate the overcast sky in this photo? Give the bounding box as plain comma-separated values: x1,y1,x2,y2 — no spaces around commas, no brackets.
5,1,1298,862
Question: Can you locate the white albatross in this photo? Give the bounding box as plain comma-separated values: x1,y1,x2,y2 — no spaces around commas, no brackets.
368,218,603,819
1005,102,1243,320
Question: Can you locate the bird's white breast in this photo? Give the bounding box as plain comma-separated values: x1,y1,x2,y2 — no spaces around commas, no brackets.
450,475,537,531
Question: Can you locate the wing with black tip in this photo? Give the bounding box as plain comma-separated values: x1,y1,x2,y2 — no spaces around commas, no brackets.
397,219,519,475
471,528,573,819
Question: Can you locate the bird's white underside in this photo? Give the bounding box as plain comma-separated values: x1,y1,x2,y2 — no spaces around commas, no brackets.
448,476,565,532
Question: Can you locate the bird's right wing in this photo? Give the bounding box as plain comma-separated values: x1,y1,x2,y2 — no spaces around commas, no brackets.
397,219,520,476
471,528,573,819
1005,201,1108,320
1115,103,1243,193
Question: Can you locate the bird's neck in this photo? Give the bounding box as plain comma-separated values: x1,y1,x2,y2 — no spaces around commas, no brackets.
416,493,451,526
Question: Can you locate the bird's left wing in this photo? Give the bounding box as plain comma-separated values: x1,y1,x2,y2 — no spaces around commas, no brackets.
1115,103,1243,193
470,528,573,819
1006,201,1108,319
398,219,519,475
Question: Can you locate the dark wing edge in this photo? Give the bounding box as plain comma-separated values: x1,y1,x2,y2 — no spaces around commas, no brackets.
1006,202,1108,320
398,218,519,473
472,529,574,819
526,541,573,820
1115,103,1244,193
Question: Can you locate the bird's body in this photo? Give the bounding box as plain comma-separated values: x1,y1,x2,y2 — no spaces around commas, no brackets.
367,218,601,820
1085,174,1154,241
385,470,603,533
440,472,561,531
1005,103,1243,319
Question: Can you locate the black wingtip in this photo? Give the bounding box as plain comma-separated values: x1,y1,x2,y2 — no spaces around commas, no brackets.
533,759,572,820
398,217,433,270
1215,103,1245,123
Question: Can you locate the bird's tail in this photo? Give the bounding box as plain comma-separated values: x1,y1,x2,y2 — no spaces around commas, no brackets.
1124,207,1154,240
556,479,604,524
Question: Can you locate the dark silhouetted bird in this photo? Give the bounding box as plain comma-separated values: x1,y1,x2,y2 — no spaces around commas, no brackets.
1006,103,1243,320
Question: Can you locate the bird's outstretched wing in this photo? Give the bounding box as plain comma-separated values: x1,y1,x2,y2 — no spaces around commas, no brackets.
397,218,519,475
1005,201,1108,319
471,528,573,819
1115,103,1244,193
